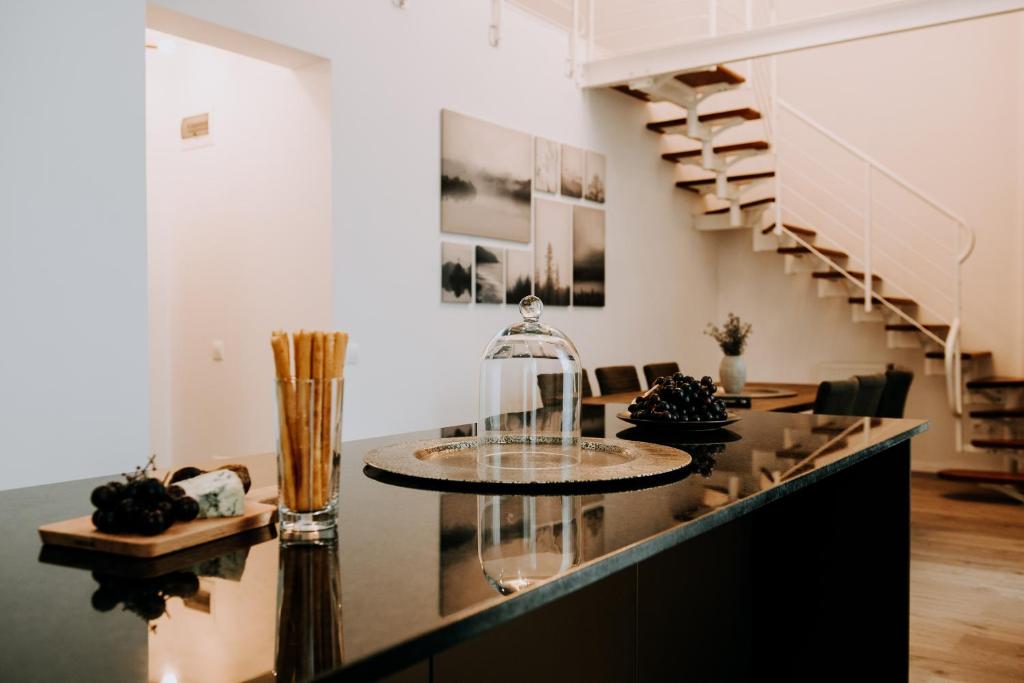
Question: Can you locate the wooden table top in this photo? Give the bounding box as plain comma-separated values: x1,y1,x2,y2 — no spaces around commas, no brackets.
582,381,818,413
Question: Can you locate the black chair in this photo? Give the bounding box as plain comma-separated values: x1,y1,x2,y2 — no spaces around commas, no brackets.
594,365,642,395
876,367,913,418
581,369,593,399
850,373,886,417
643,362,680,388
537,370,593,407
812,378,858,415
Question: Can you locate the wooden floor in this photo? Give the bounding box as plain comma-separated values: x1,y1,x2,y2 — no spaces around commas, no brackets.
910,474,1024,682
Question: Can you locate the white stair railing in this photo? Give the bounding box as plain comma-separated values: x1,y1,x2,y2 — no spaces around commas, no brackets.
748,58,976,420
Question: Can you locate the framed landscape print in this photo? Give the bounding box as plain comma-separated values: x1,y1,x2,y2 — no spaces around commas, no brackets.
534,137,559,194
573,205,605,306
534,198,572,306
560,144,584,199
584,150,606,203
441,110,532,243
475,245,505,304
441,242,473,303
505,249,533,304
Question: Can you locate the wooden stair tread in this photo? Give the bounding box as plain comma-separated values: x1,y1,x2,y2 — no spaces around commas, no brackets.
704,197,775,215
761,223,815,239
811,270,881,281
648,108,761,133
937,469,1024,484
663,141,770,161
884,323,949,334
611,84,651,101
676,65,745,87
971,438,1024,450
778,245,847,259
923,350,992,360
676,171,774,191
849,296,916,306
967,376,1024,390
968,408,1024,419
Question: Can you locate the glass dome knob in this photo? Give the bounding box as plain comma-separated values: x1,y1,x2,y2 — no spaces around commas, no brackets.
519,296,543,322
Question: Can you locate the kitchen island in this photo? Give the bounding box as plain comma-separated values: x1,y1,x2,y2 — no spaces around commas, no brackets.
0,406,926,682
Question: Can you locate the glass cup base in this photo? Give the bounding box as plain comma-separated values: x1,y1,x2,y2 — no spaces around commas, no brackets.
279,507,337,545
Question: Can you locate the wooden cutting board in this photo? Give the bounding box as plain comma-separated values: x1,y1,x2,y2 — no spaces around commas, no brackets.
38,500,277,558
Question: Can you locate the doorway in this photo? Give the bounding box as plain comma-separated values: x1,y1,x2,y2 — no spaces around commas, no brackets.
146,15,332,470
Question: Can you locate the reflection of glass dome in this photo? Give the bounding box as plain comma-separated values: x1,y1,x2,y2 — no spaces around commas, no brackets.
478,296,582,470
478,495,581,595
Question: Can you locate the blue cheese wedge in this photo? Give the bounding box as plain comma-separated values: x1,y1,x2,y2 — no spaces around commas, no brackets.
177,469,245,518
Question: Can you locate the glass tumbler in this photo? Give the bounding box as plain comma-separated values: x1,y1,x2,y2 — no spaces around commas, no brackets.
275,377,343,541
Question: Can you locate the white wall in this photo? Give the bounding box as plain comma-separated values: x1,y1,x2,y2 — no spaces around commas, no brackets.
146,31,332,467
152,0,722,444
0,1,149,490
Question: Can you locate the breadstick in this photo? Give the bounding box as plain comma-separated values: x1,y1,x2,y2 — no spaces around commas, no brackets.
329,332,348,506
271,330,291,379
293,331,313,511
333,332,349,379
311,332,325,510
320,333,336,508
271,332,297,509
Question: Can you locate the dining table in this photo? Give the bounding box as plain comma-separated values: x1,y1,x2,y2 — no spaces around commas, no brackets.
582,381,818,413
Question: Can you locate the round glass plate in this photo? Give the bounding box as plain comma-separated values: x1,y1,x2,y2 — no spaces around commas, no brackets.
616,411,742,432
363,436,691,489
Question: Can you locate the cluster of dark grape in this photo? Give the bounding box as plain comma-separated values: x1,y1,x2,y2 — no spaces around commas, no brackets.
91,570,199,622
91,458,199,536
689,443,725,477
628,373,728,422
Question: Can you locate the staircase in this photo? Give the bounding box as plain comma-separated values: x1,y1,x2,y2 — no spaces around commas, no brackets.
607,62,1024,491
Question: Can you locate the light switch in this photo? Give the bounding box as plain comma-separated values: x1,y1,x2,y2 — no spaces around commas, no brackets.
212,340,224,361
347,342,359,366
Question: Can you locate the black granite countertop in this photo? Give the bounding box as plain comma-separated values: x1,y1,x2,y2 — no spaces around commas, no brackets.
0,406,926,682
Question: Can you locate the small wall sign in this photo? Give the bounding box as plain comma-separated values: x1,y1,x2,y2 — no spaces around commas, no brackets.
180,113,210,139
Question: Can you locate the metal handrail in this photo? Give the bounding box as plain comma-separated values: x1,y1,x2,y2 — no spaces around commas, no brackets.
775,224,948,347
944,319,963,415
778,99,970,230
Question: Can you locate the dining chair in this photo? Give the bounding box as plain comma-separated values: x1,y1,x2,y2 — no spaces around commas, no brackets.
812,378,858,415
850,373,887,416
594,365,642,396
537,370,593,406
643,362,680,388
875,367,913,418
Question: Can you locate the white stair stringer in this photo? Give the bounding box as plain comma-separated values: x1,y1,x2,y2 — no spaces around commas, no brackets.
850,300,916,324
695,203,772,232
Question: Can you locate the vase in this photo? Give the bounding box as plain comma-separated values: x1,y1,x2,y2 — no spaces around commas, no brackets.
719,355,746,394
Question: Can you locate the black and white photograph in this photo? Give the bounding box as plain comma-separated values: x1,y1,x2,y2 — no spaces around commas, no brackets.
441,110,532,243
560,144,584,199
534,198,572,306
573,205,605,306
506,249,533,303
535,137,559,194
441,242,473,303
475,245,505,304
584,150,606,203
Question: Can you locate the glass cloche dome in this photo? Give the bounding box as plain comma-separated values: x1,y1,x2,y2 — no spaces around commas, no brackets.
478,296,582,470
